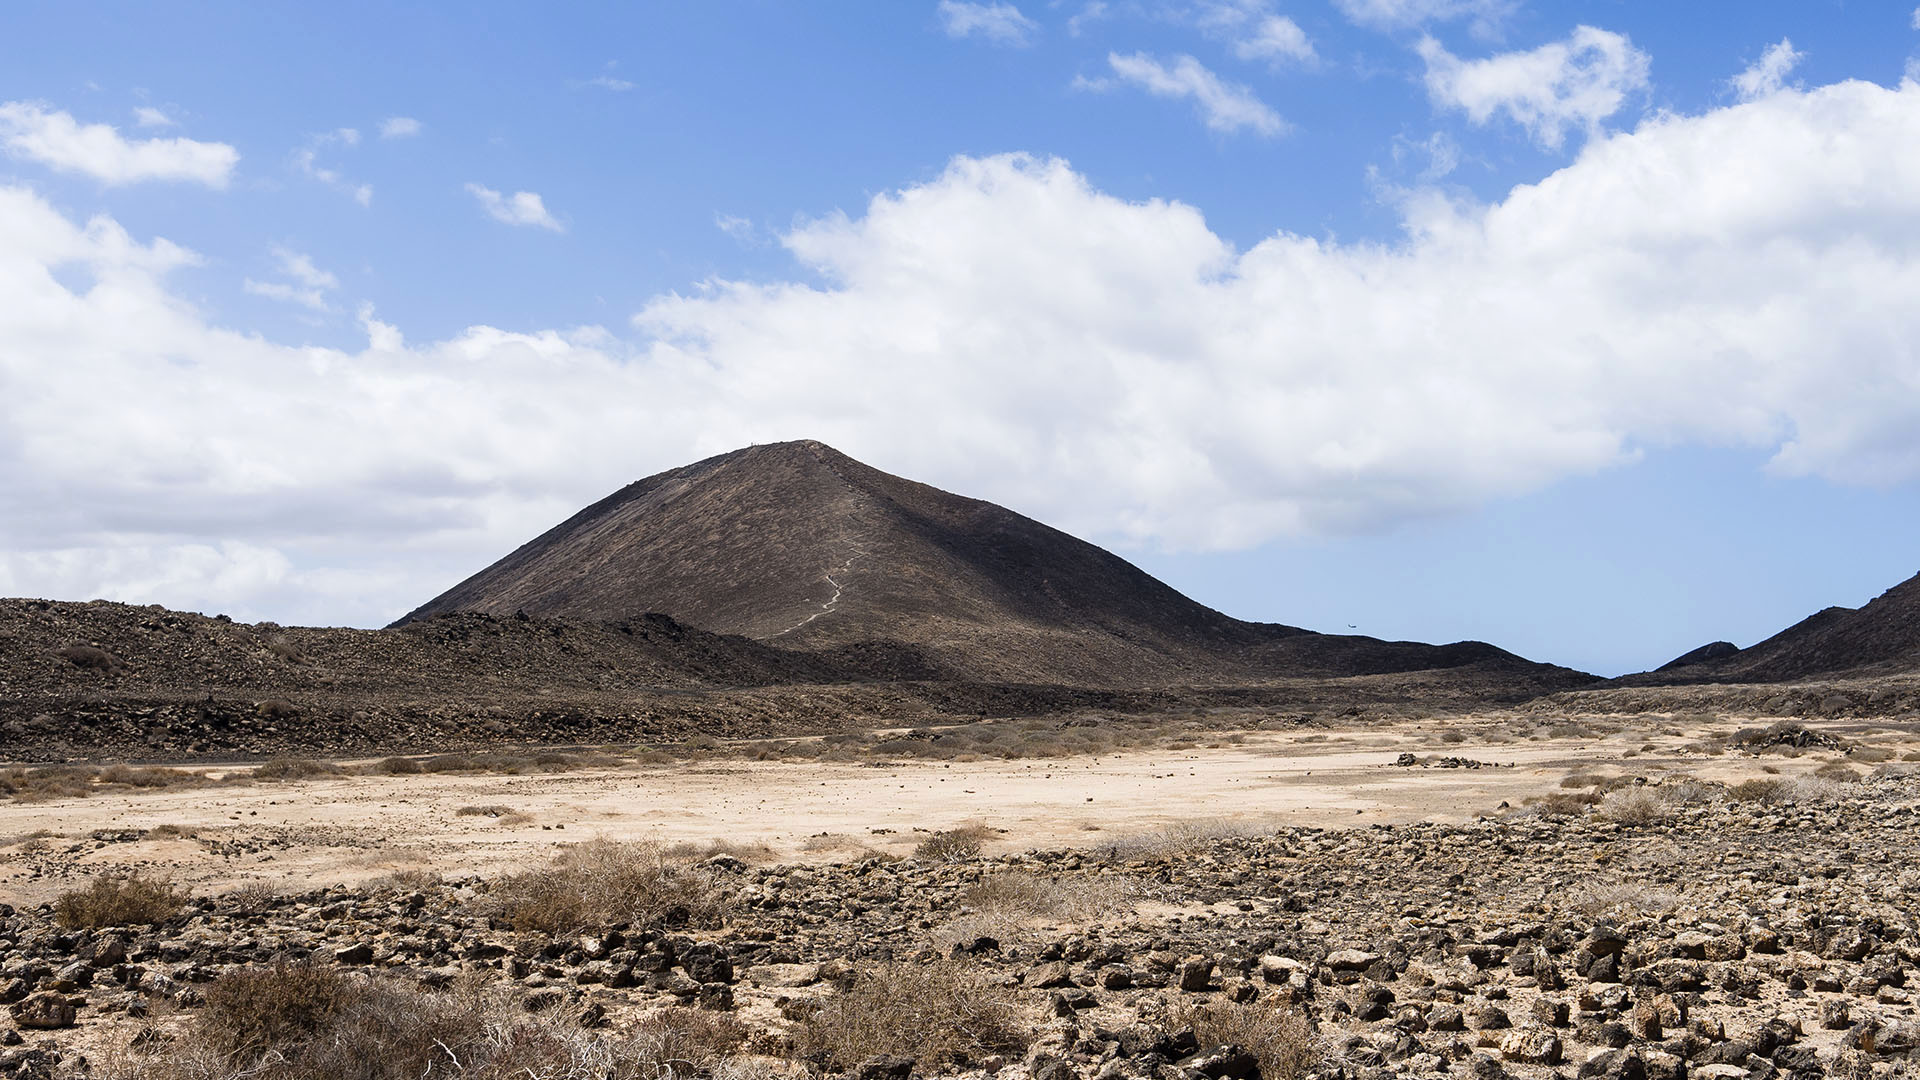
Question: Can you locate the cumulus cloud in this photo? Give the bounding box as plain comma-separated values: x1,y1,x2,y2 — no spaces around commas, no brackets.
242,246,339,311
1092,53,1287,135
466,183,564,231
1334,0,1512,30
379,116,422,139
1731,39,1802,102
938,1,1038,45
1419,26,1651,149
4,80,1920,624
0,101,237,187
132,106,175,128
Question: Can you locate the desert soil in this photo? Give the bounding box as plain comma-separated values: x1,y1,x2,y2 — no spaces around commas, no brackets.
0,715,1888,905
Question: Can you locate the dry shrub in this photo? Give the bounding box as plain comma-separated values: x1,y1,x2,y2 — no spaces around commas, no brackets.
371,756,423,775
1814,761,1864,782
144,823,197,839
485,839,727,933
914,824,994,862
1524,792,1600,818
1729,776,1853,805
457,804,515,817
1562,880,1679,919
795,962,1027,1070
0,765,96,801
1851,746,1896,764
55,873,187,928
254,757,342,780
665,838,778,864
98,765,207,790
1181,998,1319,1080
961,870,1139,923
1595,789,1665,826
199,961,358,1053
1099,817,1269,860
112,965,766,1080
224,881,278,914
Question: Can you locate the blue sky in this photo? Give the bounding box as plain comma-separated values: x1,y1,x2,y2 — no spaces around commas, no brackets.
2,1,1919,675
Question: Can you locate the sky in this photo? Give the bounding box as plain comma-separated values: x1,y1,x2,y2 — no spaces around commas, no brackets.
2,1,1919,676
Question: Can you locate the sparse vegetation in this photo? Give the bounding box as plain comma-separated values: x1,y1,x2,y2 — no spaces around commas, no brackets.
253,757,343,780
484,839,727,933
795,962,1028,1070
1181,998,1320,1080
54,872,187,928
111,965,763,1080
914,823,995,862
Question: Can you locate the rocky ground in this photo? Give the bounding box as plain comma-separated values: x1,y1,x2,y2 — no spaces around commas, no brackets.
3,764,1916,1080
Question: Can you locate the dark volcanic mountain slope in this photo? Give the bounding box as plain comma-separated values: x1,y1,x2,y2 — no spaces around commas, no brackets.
1625,571,1920,685
398,441,1590,691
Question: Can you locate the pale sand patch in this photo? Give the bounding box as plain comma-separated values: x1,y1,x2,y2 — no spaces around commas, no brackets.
1,718,1891,905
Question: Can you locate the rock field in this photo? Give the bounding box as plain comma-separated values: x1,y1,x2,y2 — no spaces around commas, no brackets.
3,768,1917,1080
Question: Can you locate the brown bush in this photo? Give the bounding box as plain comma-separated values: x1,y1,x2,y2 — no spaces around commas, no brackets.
200,961,359,1053
0,765,95,801
371,756,423,775
1729,778,1793,804
795,962,1027,1070
97,765,207,790
142,967,762,1080
253,757,342,780
915,824,994,862
484,839,727,933
55,873,187,928
1181,998,1319,1080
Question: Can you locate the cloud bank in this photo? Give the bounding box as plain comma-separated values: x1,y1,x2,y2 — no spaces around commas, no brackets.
4,79,1920,624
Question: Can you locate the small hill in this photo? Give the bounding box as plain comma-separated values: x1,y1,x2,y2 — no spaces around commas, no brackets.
398,440,1590,692
1625,572,1920,684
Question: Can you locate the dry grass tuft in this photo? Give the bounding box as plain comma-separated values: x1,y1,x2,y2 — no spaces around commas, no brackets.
1180,998,1320,1080
1562,880,1680,920
253,757,343,780
55,872,188,928
100,964,770,1080
795,962,1028,1070
914,823,995,862
1097,817,1271,860
665,838,779,864
484,839,727,933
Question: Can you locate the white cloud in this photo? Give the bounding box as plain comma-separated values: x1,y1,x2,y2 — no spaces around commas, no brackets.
1095,53,1287,135
1334,0,1512,30
1067,1,1107,36
466,183,564,231
243,246,339,311
938,1,1038,46
715,214,757,244
1419,26,1651,150
1731,39,1801,102
0,101,236,187
132,106,175,128
1236,16,1316,64
379,116,422,139
5,80,1920,624
1190,2,1316,66
587,75,635,91
1912,6,1919,30
293,129,371,205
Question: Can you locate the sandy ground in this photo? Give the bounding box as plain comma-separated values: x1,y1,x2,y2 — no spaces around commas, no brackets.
2,715,1903,905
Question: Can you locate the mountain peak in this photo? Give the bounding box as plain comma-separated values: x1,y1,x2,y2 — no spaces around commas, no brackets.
396,443,1586,691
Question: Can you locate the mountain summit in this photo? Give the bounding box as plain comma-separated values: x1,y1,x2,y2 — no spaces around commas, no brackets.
397,440,1588,691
